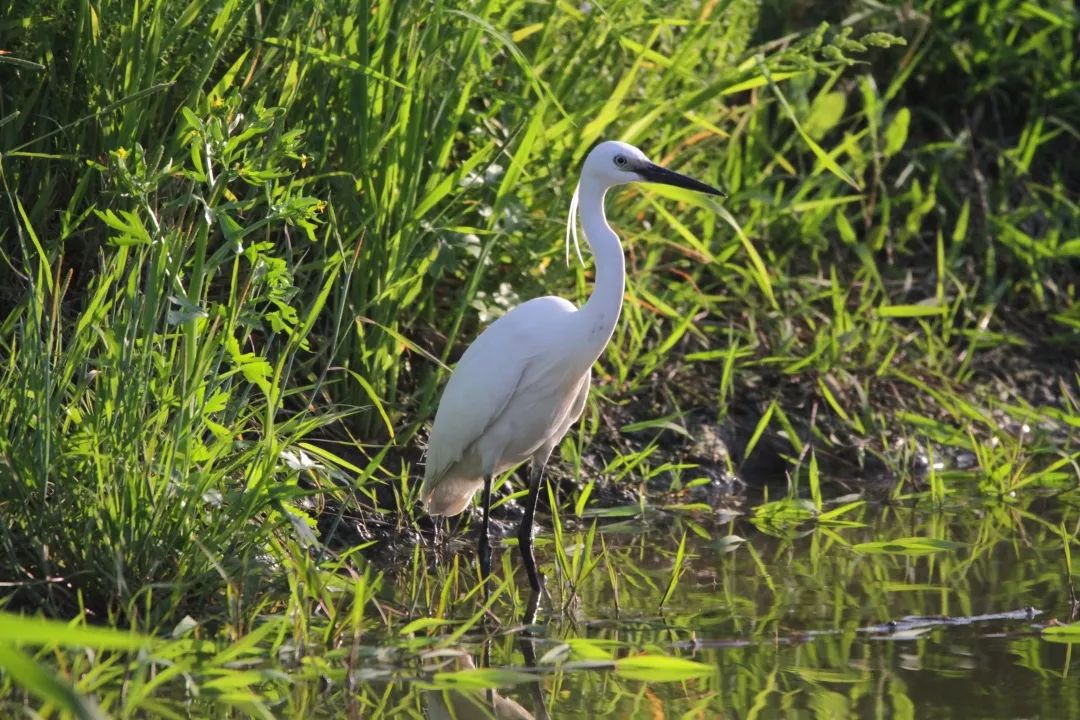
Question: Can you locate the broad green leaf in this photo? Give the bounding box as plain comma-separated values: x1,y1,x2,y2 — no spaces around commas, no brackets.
615,654,714,682
566,638,615,662
1043,623,1080,642
0,613,150,650
430,668,537,689
853,537,963,555
883,107,910,157
805,91,847,139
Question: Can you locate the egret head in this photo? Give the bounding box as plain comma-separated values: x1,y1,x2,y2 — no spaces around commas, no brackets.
566,140,725,267
581,140,725,196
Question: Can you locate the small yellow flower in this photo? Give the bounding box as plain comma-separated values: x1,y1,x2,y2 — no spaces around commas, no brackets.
115,147,128,160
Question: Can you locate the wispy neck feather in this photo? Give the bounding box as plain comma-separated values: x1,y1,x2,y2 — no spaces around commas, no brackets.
573,180,625,361
565,182,585,268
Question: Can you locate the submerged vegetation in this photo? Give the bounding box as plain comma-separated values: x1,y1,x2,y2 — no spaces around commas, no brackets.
0,0,1077,716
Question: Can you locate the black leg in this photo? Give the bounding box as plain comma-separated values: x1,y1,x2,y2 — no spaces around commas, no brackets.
481,638,494,708
477,474,493,593
518,462,547,622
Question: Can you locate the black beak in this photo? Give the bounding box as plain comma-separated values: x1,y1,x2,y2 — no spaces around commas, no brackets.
637,161,726,197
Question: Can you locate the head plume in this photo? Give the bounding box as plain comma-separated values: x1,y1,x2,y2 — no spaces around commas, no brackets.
564,182,586,268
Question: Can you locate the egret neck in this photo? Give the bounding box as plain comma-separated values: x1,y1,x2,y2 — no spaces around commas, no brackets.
576,181,625,358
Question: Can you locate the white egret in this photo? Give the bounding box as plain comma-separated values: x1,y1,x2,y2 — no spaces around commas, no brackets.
421,140,723,618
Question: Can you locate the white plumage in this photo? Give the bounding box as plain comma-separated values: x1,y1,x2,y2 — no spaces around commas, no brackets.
421,297,591,515
419,140,723,619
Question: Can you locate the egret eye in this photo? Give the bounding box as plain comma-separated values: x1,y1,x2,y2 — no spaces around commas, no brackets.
613,155,628,168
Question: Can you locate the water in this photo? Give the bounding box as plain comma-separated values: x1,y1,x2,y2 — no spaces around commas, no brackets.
359,494,1080,718
11,492,1075,717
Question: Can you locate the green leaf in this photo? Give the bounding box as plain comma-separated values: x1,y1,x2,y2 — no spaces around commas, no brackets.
1055,238,1080,257
660,531,688,608
742,399,776,462
579,505,642,519
835,210,857,244
795,667,865,683
883,107,911,157
716,205,777,308
0,612,151,650
226,337,272,394
430,668,537,689
662,502,714,513
952,199,971,244
0,55,45,71
399,617,453,635
95,209,152,245
1043,622,1080,642
566,638,616,662
347,369,395,440
621,416,690,437
878,303,947,318
818,500,866,522
852,537,963,555
720,70,805,95
804,91,847,139
860,32,907,48
614,654,714,682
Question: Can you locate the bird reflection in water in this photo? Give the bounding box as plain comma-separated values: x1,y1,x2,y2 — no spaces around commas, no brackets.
424,637,549,720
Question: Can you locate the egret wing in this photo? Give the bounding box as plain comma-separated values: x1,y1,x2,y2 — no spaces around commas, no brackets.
422,317,534,488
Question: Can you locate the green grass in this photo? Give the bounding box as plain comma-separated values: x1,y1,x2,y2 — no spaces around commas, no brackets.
1,0,1078,715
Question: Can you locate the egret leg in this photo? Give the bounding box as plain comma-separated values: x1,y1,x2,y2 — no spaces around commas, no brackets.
517,635,551,720
518,462,547,622
477,474,493,594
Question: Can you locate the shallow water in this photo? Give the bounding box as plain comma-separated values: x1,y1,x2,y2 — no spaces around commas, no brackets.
355,493,1080,719
18,492,1075,717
